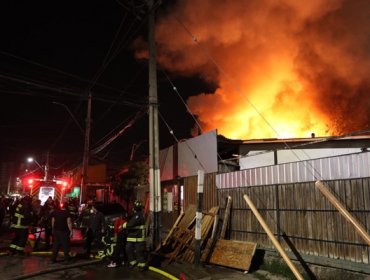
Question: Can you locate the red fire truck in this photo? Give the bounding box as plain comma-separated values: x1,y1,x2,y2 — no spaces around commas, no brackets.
24,177,70,205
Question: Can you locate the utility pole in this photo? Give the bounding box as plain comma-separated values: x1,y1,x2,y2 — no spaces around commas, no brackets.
80,92,92,204
44,151,50,181
148,0,161,249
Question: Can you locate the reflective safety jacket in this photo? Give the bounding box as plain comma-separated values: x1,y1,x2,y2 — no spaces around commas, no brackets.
122,210,145,242
99,223,116,258
11,202,33,229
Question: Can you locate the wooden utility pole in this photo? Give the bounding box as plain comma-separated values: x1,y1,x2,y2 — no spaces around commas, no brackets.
44,151,50,181
80,92,92,204
148,0,161,249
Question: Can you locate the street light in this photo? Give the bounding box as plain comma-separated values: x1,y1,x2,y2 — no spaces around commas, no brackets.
27,157,42,169
27,157,48,180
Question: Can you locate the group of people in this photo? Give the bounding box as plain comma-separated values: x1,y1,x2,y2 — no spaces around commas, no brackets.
78,199,147,271
5,195,148,270
7,195,78,260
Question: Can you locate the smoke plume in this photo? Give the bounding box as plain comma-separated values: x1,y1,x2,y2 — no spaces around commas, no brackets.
150,0,370,139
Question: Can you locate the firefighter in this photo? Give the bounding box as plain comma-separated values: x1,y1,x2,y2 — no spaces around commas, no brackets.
99,222,116,261
107,211,128,268
80,202,106,256
123,200,147,271
40,196,55,249
67,198,78,225
50,202,73,264
77,199,94,231
9,196,34,255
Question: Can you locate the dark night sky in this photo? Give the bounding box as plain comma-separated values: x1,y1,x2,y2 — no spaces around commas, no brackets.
0,0,208,174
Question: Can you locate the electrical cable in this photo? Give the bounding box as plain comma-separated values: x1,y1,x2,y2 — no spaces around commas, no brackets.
91,108,147,155
94,62,148,124
0,50,142,99
0,71,146,107
85,0,160,93
158,111,207,172
86,9,132,92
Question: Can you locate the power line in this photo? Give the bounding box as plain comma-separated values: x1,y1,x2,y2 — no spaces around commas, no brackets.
0,50,134,96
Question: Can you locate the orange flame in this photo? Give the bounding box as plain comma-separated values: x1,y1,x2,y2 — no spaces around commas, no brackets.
144,0,370,139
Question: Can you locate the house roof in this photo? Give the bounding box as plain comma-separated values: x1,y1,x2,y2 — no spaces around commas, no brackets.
216,134,370,161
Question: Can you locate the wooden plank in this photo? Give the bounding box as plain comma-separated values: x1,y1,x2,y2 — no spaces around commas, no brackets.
201,237,215,262
182,206,219,262
211,214,219,239
178,204,196,230
220,196,232,239
168,230,194,262
159,211,184,249
362,179,370,264
207,239,257,271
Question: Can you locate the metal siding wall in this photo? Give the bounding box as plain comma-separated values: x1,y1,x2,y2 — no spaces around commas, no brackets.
217,152,370,188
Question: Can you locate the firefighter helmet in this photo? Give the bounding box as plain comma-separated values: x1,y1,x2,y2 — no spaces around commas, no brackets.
133,200,143,211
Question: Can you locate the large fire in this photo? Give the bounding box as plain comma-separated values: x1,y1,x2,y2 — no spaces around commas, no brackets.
140,0,370,139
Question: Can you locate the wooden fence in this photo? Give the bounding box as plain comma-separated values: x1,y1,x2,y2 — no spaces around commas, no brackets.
218,178,370,265
162,172,369,267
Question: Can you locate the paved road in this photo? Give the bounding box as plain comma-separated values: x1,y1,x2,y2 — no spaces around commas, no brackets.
16,262,169,280
0,222,288,280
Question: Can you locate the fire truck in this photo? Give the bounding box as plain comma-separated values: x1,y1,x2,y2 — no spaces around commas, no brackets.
24,177,70,205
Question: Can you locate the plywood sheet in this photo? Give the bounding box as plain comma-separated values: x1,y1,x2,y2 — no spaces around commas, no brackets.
208,239,257,271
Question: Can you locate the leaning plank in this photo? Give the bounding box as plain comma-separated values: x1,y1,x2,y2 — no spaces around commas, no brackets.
183,206,219,262
171,230,194,262
207,239,257,271
159,205,196,256
158,211,185,250
201,237,217,263
178,204,196,230
220,196,232,239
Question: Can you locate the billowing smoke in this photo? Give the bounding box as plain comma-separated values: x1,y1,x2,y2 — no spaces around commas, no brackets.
145,0,370,139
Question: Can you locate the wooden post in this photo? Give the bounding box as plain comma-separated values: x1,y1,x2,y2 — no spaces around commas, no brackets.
195,170,204,265
243,194,304,280
315,180,370,246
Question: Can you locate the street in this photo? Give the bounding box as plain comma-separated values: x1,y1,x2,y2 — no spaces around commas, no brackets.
14,261,167,280
0,221,288,280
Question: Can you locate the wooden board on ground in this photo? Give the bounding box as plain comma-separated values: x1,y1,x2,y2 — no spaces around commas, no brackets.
207,239,257,271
